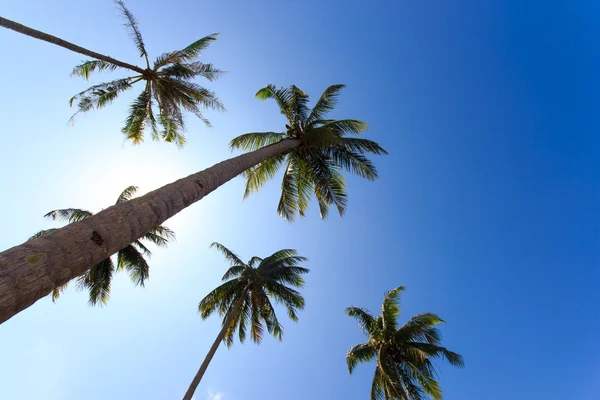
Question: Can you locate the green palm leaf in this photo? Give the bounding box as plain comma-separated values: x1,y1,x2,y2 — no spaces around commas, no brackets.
71,60,121,80
114,0,149,66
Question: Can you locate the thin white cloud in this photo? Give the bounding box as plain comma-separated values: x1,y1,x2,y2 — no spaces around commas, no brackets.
207,389,225,400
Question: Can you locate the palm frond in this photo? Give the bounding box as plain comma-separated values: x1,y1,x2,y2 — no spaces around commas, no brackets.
395,313,445,344
346,342,377,373
289,85,310,123
255,84,293,120
69,78,135,124
248,256,263,268
117,244,150,286
307,155,347,218
307,84,346,123
407,342,465,368
115,185,138,204
346,307,377,336
157,111,186,147
30,228,57,239
159,62,224,81
141,225,175,247
277,158,299,221
122,82,153,144
153,33,219,68
229,131,285,152
50,282,69,303
71,60,120,80
210,242,245,266
328,148,379,180
198,279,242,319
382,286,404,334
317,119,369,135
342,137,388,155
114,0,149,66
44,208,93,223
132,239,152,257
77,258,115,305
222,265,246,281
242,153,286,199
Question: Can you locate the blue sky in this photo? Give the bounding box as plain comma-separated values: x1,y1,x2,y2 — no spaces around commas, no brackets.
0,0,599,399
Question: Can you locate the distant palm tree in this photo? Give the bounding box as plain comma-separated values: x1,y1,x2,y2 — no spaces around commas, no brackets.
346,286,464,400
230,84,387,220
182,242,309,400
31,186,174,304
0,0,223,146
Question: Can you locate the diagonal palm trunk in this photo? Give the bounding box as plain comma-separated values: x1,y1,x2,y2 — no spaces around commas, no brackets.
0,140,299,324
0,16,145,74
182,293,246,400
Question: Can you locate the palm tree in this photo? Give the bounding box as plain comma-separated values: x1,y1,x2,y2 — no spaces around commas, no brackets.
0,84,384,324
182,242,309,400
31,186,174,305
346,287,464,400
1,0,223,146
231,84,387,220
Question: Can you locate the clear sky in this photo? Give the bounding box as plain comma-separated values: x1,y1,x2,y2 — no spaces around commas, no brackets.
0,0,599,399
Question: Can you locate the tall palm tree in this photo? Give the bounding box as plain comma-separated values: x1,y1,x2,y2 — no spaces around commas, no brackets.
0,84,384,324
30,186,174,305
346,287,464,400
231,84,387,220
182,242,309,400
1,0,223,146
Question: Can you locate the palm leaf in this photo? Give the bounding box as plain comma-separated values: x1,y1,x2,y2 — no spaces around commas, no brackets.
29,228,57,239
115,185,138,204
114,0,149,65
117,244,150,286
44,208,93,223
307,84,346,123
210,242,245,266
242,153,286,199
381,286,404,334
229,132,285,152
153,33,219,68
346,342,377,373
255,84,293,120
71,60,121,80
346,307,377,336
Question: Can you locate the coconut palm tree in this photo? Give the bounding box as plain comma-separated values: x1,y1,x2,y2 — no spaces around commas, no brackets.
182,242,309,400
346,287,464,400
1,0,223,146
230,84,387,220
0,84,384,324
31,186,174,305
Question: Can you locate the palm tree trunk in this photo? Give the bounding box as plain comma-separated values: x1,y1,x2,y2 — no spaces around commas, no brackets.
182,294,246,400
0,139,300,324
0,16,145,74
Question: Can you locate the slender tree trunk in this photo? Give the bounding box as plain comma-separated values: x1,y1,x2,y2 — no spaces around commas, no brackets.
0,140,300,324
182,294,246,400
0,16,145,74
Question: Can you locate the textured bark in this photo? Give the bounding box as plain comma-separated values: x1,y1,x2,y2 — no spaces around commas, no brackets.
0,140,299,324
0,16,145,74
182,293,246,400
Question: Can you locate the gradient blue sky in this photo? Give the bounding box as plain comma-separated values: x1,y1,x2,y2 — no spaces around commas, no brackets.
1,1,599,399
